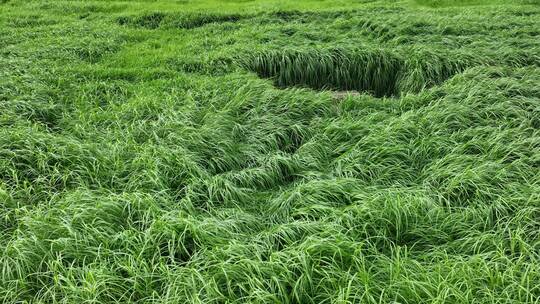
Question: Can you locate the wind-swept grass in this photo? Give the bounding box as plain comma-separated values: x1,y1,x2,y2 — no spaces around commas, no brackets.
414,0,540,7
241,46,478,97
117,11,247,29
1,0,540,303
241,47,403,97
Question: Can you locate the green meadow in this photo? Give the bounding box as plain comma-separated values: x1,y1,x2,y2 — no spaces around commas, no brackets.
1,0,539,302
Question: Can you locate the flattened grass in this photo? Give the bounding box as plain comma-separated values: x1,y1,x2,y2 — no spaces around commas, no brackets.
1,0,540,303
241,46,478,97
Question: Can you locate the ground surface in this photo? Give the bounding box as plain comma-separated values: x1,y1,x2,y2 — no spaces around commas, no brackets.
1,0,540,303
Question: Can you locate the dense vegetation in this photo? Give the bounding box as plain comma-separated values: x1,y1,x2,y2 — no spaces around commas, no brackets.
1,0,539,302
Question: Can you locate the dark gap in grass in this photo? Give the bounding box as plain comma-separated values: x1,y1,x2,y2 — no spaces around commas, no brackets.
158,236,197,265
28,105,63,132
275,128,306,154
240,48,402,98
138,219,201,265
240,47,473,97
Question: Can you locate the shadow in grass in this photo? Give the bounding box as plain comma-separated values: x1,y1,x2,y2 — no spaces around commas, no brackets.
240,47,474,98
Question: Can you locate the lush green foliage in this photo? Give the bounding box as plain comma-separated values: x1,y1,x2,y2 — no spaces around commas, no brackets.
1,0,539,303
414,0,540,7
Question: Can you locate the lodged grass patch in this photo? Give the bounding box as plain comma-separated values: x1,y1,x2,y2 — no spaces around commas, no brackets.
241,47,402,97
1,0,540,303
241,47,475,97
117,11,247,29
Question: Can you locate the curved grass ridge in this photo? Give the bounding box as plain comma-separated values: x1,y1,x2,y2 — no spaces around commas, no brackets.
240,47,478,97
117,11,246,29
241,45,539,97
240,47,401,97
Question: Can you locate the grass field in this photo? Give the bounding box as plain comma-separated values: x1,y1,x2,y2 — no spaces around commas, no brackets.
1,0,540,302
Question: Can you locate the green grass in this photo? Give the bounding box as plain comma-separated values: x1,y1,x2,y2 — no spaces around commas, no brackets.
1,0,540,303
414,0,540,7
